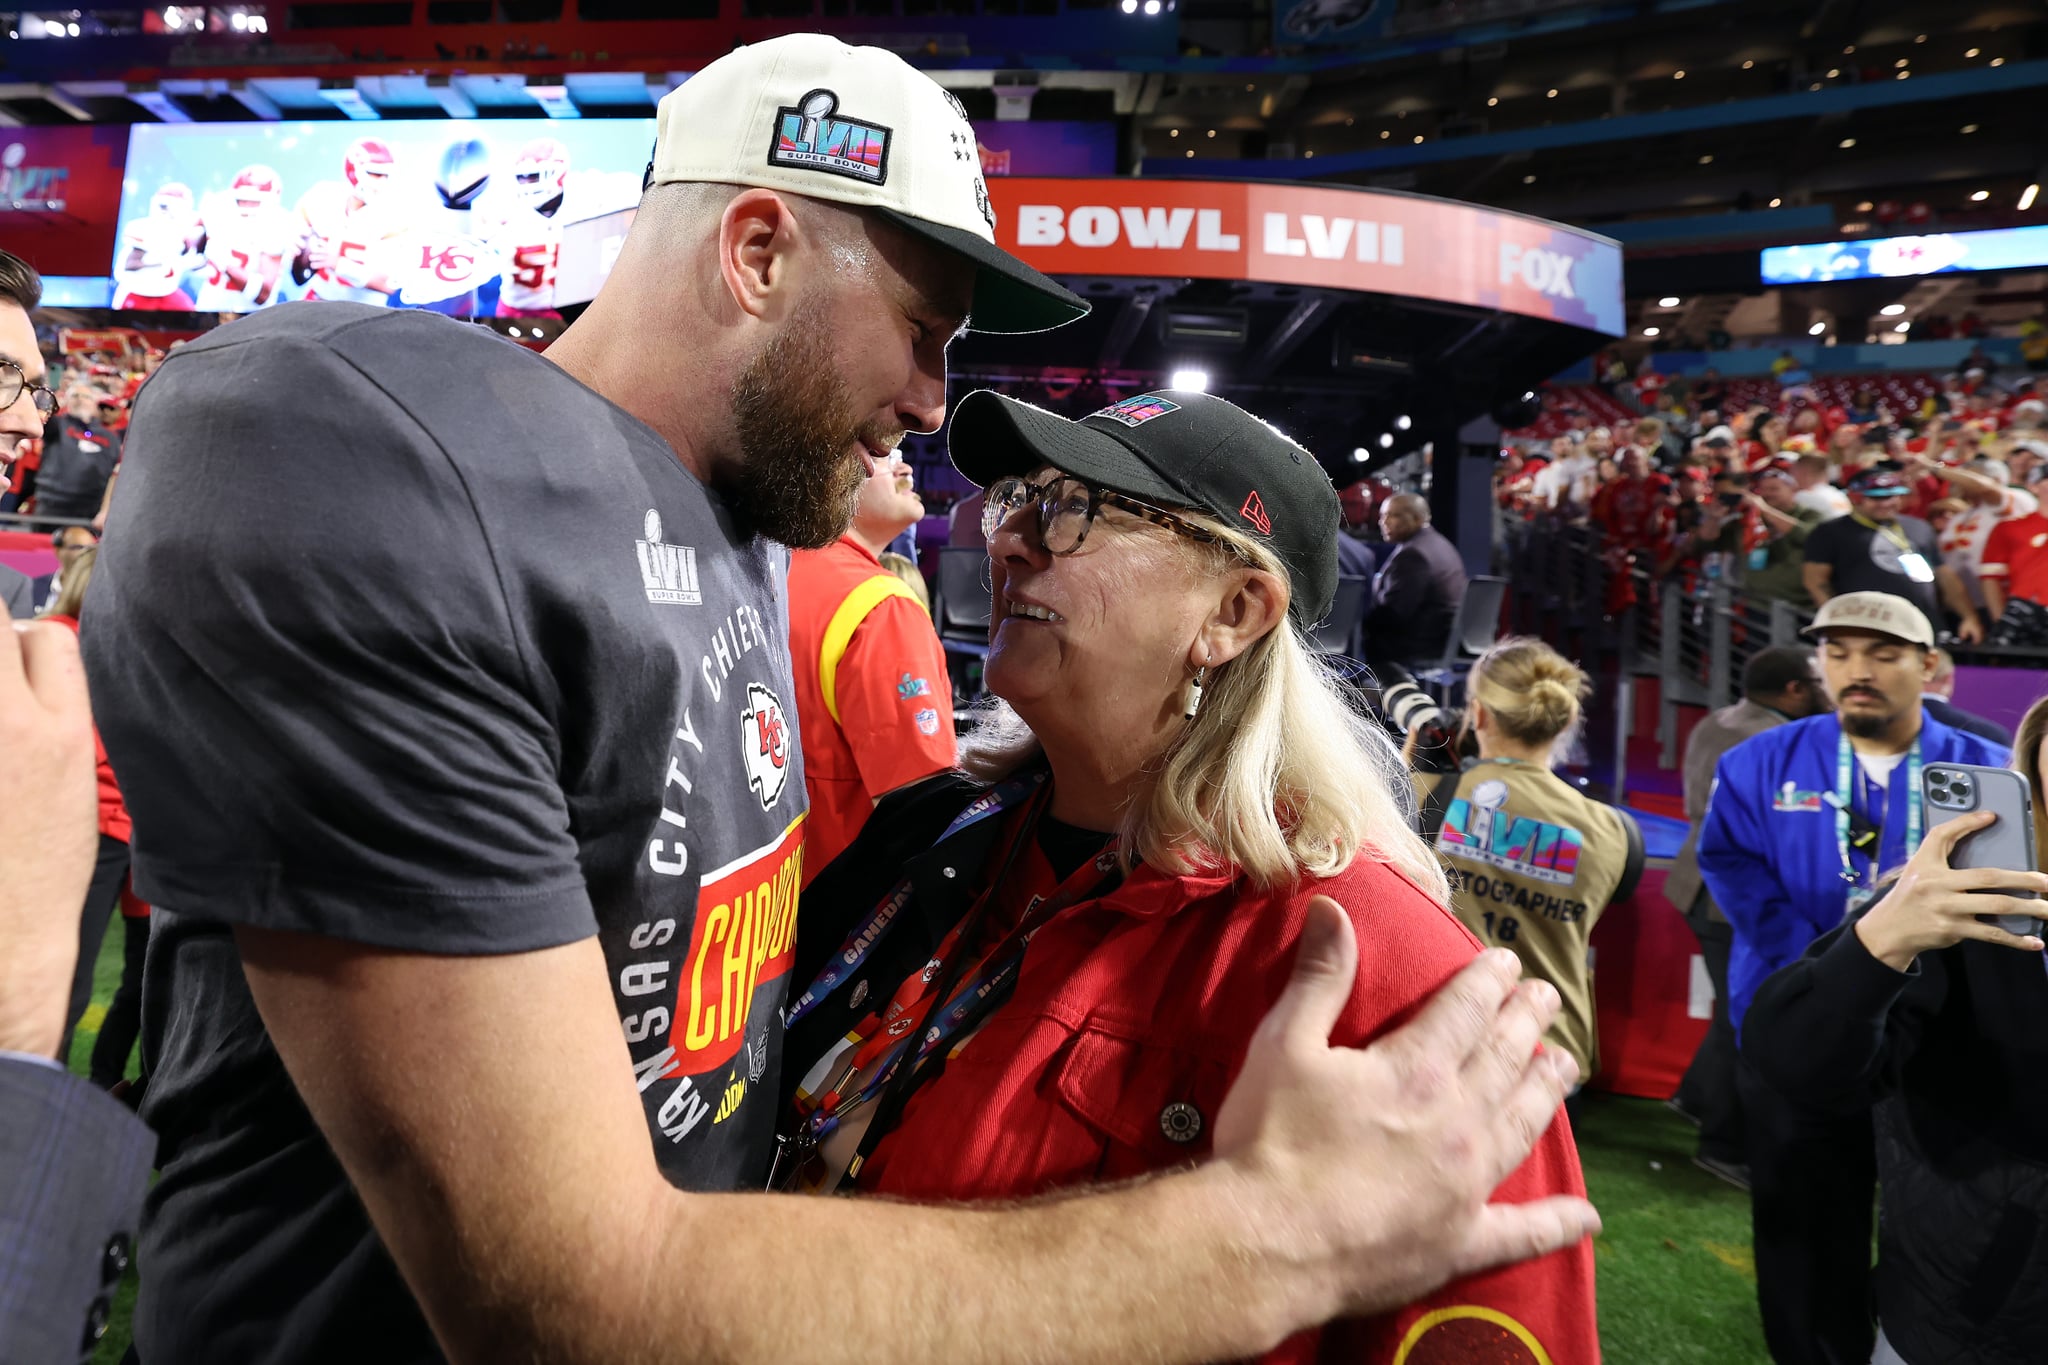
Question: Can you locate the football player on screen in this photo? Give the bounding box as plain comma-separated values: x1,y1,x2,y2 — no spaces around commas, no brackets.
481,137,573,318
113,182,205,311
193,166,295,311
294,137,414,304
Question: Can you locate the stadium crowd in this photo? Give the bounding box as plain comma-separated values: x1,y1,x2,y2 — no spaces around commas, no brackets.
1499,361,2048,645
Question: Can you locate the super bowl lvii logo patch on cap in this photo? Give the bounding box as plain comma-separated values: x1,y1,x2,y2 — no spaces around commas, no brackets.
767,88,891,185
1091,395,1182,428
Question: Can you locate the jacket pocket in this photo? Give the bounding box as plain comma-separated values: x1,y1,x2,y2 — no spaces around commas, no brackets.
1048,1018,1234,1184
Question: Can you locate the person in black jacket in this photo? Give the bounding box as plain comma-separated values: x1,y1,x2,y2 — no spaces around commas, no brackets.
1743,702,2048,1365
1362,493,1468,666
1922,646,2013,747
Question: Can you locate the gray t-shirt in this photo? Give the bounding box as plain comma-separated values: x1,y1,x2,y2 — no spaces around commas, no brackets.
83,303,809,1362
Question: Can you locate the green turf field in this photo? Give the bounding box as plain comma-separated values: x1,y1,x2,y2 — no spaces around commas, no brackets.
65,922,1774,1363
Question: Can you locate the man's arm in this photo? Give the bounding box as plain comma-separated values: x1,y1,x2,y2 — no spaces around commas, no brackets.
244,903,1590,1365
1696,754,1812,986
1936,564,1985,642
1801,561,1833,606
1363,550,1424,626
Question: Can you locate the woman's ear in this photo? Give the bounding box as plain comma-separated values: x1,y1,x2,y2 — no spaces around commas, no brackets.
1192,567,1288,670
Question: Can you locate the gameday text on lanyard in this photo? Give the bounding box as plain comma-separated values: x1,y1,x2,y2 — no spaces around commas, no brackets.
1832,726,1923,913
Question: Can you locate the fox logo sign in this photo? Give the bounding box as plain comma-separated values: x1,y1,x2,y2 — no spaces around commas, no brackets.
741,683,791,811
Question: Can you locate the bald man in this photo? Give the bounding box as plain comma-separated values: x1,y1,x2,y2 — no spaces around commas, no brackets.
1365,493,1469,666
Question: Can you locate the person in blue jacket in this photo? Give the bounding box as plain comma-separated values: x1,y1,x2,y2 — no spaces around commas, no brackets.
1698,590,2007,1365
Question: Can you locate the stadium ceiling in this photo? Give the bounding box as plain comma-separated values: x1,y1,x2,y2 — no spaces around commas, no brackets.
0,67,1151,124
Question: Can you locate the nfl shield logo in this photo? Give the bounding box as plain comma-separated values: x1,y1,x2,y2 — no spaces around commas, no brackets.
741,682,791,811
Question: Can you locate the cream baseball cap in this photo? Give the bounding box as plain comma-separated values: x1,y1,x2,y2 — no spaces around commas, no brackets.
1801,591,1935,648
648,34,1089,335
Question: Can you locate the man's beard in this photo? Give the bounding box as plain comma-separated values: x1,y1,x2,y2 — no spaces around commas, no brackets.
1840,704,1896,738
726,311,893,550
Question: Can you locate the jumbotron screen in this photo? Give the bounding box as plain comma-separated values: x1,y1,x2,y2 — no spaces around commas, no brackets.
112,120,651,316
1760,225,2048,286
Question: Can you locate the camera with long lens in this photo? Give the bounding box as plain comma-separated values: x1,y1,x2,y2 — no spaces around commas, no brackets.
1374,663,1470,775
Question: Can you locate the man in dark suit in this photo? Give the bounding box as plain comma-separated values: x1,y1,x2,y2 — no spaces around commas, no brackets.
0,561,34,618
1363,493,1468,666
0,615,152,1363
1923,647,2013,746
0,246,153,1364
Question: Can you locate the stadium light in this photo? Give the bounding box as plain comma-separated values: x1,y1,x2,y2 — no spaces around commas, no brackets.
1351,448,1369,463
1895,321,1911,333
1971,190,1990,202
1881,304,1906,316
1642,326,1661,338
1120,0,1135,9
1142,0,1160,12
66,20,79,33
230,11,246,27
163,6,178,23
1170,369,1209,392
2023,184,2041,211
1839,138,1856,149
1658,295,1681,307
1395,414,1412,430
1769,197,1782,207
1378,432,1394,449
1808,321,1827,336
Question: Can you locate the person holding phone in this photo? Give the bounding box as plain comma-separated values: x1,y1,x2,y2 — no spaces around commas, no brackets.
1696,591,2009,1365
1742,700,2048,1365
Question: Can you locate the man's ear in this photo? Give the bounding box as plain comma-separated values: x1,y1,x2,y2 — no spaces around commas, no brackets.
717,189,800,323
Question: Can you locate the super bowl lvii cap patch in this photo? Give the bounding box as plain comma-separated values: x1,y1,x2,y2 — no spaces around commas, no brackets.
767,88,891,186
1092,395,1182,428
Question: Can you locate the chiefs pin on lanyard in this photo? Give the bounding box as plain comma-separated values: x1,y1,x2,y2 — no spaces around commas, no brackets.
1828,728,1922,914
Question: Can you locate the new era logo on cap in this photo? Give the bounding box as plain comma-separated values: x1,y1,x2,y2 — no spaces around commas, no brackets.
1239,490,1272,535
1091,395,1181,428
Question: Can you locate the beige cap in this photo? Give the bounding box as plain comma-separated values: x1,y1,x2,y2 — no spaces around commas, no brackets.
647,34,1086,334
1801,591,1935,647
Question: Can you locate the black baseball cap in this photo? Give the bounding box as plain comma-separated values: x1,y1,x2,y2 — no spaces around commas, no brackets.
949,389,1341,625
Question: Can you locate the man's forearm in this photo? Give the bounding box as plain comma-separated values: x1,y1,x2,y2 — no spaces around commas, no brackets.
612,1166,1304,1365
1984,578,2008,621
1937,567,1979,623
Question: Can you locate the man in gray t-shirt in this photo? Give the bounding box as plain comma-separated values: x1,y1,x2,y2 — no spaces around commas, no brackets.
84,35,1595,1365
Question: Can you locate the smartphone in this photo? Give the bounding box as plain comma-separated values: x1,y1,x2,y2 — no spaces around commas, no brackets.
1923,763,2041,936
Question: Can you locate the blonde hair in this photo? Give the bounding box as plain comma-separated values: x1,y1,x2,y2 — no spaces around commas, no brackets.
41,544,95,621
958,513,1448,900
1469,636,1589,758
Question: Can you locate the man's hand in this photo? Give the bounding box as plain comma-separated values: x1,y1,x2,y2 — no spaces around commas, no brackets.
1854,810,2048,972
1957,613,1986,644
0,622,99,1058
1212,897,1596,1323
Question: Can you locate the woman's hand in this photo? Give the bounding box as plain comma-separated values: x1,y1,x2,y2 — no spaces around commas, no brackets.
1853,810,2048,972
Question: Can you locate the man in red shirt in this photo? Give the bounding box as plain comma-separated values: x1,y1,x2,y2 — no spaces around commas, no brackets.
788,450,958,880
1589,444,1669,551
1980,506,2048,646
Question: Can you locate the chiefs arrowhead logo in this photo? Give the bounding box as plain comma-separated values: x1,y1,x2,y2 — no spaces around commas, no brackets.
740,682,790,811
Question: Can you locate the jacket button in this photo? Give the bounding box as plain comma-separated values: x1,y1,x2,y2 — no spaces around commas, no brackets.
1159,1101,1203,1144
102,1232,131,1284
82,1295,111,1350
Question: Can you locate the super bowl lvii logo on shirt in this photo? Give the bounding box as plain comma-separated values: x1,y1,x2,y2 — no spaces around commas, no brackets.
767,88,891,186
1437,779,1584,886
636,509,702,606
